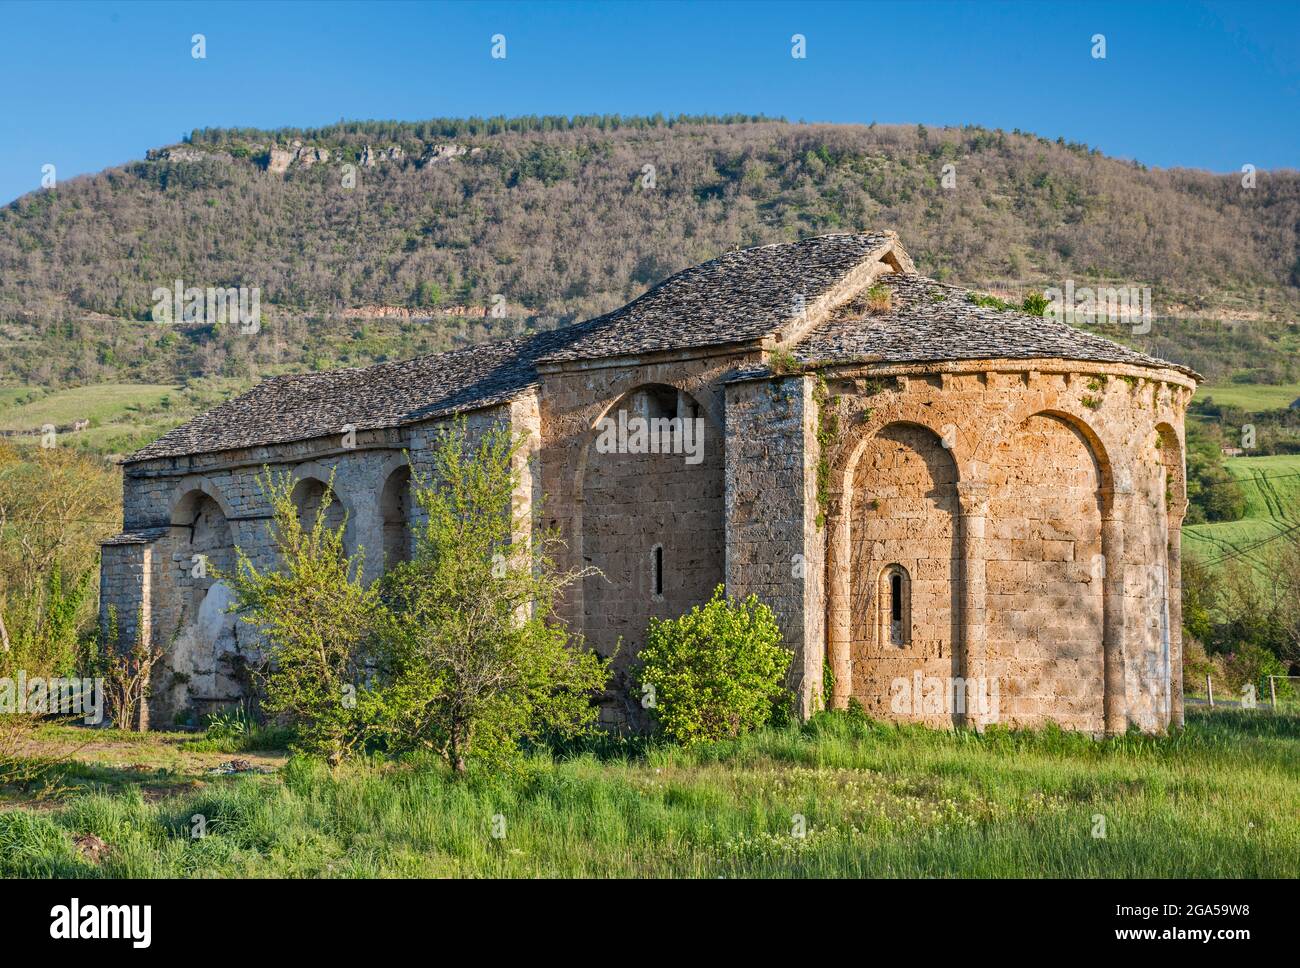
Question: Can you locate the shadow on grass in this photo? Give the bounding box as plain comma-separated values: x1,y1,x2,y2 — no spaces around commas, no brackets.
37,760,205,801
1185,705,1300,739
536,703,1300,768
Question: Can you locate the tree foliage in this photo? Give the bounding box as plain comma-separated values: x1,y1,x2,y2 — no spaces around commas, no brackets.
228,470,381,763
228,426,608,770
0,442,118,677
2,120,1297,389
378,423,608,771
637,586,791,745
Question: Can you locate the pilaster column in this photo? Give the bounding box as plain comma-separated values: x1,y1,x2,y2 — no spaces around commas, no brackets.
956,481,990,728
724,375,825,719
1167,499,1188,729
826,493,852,710
1100,485,1132,736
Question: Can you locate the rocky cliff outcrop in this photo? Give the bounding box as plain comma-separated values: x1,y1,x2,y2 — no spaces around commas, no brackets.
267,141,331,173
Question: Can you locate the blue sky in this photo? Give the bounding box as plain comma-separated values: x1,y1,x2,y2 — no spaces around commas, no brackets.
0,0,1296,204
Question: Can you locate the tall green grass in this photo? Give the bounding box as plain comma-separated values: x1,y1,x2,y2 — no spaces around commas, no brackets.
1,708,1296,878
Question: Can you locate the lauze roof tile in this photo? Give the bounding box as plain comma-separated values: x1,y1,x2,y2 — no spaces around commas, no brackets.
125,232,1193,464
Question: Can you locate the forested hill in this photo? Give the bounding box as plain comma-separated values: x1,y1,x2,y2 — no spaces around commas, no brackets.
1,116,1298,388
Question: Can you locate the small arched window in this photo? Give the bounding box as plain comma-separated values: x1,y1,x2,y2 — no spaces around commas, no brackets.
880,564,911,647
380,465,412,569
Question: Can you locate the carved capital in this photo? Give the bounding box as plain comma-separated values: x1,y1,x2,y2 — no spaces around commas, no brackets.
1098,484,1134,520
956,481,991,515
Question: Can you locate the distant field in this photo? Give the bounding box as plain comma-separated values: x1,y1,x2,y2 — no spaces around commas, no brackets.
0,383,178,431
1226,454,1300,520
0,387,30,410
1183,453,1300,568
1184,517,1293,567
1196,381,1300,412
0,381,248,455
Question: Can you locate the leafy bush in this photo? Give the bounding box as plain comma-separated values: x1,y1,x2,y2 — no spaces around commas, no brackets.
377,422,609,771
1224,645,1293,702
187,705,295,752
1021,291,1049,316
228,428,608,772
636,586,791,744
229,470,382,763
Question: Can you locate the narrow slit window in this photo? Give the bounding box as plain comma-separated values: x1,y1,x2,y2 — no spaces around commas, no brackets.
652,545,664,598
881,565,911,647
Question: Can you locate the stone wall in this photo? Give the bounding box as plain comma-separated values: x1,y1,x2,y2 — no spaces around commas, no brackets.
723,374,825,718
985,413,1104,730
103,401,528,725
847,422,959,727
104,345,1192,735
580,385,725,685
822,360,1193,735
537,348,757,725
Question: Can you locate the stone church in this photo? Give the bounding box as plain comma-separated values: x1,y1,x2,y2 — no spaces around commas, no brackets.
101,231,1196,734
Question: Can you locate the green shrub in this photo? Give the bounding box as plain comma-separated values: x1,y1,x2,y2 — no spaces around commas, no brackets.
228,469,382,763
1021,291,1049,316
376,421,609,771
1224,645,1293,702
183,705,295,752
636,586,791,744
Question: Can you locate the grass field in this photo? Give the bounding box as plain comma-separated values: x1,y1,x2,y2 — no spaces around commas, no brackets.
1197,382,1300,412
2,708,1297,878
0,380,247,455
1183,453,1300,568
0,384,179,431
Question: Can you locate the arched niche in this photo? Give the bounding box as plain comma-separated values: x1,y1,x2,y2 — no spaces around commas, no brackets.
291,477,348,543
986,411,1107,732
844,421,961,727
166,483,243,715
380,464,412,568
577,383,724,685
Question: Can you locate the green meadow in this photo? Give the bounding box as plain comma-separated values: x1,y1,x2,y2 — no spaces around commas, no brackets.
1197,382,1300,412
0,384,178,430
0,380,250,455
1183,453,1300,568
2,708,1296,878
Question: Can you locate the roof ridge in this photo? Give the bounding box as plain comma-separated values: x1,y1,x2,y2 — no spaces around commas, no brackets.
123,231,1197,465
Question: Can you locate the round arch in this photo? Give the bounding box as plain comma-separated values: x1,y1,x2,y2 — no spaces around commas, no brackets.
1154,422,1186,506
571,380,725,506
985,407,1114,732
827,419,962,723
569,380,724,641
573,381,726,703
287,465,352,554
167,475,237,526
380,461,413,568
980,405,1117,511
834,410,970,515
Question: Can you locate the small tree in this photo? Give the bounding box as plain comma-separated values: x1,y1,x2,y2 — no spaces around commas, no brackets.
229,470,380,763
99,606,165,732
378,422,608,772
637,586,791,744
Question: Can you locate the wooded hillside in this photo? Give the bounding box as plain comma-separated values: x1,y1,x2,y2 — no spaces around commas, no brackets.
1,116,1297,389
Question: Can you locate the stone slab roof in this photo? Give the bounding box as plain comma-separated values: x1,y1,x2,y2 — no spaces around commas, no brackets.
125,231,1194,464
102,527,170,545
124,323,598,464
537,233,897,362
792,273,1199,378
